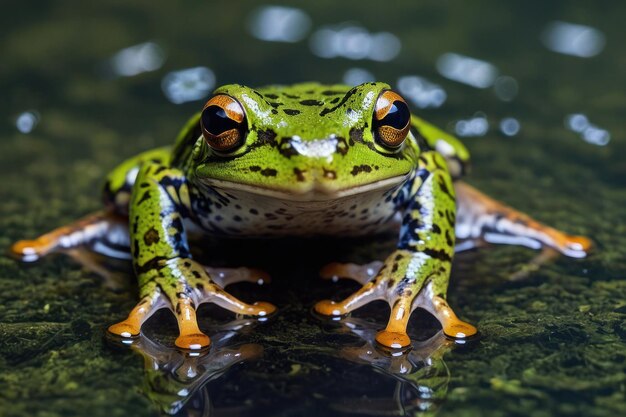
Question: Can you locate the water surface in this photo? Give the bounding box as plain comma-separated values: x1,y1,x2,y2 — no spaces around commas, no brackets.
1,1,625,416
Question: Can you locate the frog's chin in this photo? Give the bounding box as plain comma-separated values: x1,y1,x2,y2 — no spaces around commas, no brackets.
199,174,409,201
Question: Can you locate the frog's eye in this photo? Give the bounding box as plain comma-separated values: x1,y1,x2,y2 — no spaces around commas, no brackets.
201,95,247,153
373,90,411,149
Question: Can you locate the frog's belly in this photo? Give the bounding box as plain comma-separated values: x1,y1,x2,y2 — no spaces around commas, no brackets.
189,184,401,238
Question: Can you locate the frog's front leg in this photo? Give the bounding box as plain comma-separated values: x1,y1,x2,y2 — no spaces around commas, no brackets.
315,151,476,349
108,161,275,350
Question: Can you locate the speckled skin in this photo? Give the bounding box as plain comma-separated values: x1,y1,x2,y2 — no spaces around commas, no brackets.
11,82,591,350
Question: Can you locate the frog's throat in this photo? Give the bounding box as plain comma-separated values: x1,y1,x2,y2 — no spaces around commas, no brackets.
199,174,409,202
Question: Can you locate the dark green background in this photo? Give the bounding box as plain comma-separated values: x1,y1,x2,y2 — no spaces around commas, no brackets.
1,1,624,416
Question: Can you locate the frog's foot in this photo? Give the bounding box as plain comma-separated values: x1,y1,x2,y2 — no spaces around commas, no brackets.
374,282,477,348
315,254,476,349
320,261,384,284
10,211,128,262
416,285,478,340
316,259,411,347
108,281,167,340
455,181,592,258
109,258,276,350
315,278,418,349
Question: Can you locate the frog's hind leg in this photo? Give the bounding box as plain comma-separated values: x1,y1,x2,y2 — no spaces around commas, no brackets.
455,181,592,258
10,211,129,262
10,147,172,262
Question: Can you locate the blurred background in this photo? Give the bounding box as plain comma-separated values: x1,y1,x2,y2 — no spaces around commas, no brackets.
1,1,625,416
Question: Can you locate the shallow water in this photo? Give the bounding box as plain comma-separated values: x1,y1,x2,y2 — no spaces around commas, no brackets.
1,1,625,416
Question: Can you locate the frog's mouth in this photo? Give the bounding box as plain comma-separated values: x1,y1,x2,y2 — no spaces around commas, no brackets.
199,173,409,202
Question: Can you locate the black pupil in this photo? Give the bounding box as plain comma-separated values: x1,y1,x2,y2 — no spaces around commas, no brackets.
381,100,410,129
202,105,241,135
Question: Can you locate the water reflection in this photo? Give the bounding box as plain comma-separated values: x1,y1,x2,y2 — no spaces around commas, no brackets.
397,76,447,109
108,319,263,416
310,24,401,62
499,117,520,136
565,113,611,146
541,21,605,58
109,42,166,77
493,75,518,102
248,6,311,43
453,113,489,137
436,53,498,89
161,67,216,104
111,312,459,417
343,67,376,86
15,110,40,133
327,317,457,416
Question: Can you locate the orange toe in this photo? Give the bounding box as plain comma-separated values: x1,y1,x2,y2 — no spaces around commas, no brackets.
566,235,593,252
10,239,47,262
251,301,277,316
442,322,477,339
314,300,346,316
375,330,411,349
108,321,140,338
175,333,211,350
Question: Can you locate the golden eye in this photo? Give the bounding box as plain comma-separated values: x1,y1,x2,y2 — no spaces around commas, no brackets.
373,90,411,149
200,95,247,152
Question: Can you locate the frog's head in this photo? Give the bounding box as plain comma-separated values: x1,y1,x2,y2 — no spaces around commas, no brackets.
193,82,420,200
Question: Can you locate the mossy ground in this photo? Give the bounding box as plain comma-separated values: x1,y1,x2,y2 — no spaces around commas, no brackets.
1,0,625,416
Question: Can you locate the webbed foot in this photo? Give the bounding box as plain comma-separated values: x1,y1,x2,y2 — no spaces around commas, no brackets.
315,254,476,349
108,258,276,350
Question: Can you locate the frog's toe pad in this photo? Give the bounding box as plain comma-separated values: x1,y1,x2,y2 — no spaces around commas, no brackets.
108,321,141,338
175,332,211,350
10,239,47,262
248,301,277,316
314,300,347,317
442,322,478,339
375,330,411,349
562,235,593,258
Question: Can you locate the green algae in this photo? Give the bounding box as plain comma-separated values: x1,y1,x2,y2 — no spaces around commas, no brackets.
1,0,626,416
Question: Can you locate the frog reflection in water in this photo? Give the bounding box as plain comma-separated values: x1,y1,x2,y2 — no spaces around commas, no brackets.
11,82,591,350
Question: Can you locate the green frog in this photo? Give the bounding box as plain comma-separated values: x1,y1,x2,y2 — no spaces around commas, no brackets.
11,82,591,350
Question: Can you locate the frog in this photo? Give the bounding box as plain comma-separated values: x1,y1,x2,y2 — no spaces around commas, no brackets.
11,82,592,350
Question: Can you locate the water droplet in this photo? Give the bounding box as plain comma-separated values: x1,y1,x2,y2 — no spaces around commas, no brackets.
161,67,215,104
494,76,519,101
454,114,489,137
564,113,610,146
565,113,589,132
109,42,165,77
541,21,605,58
397,76,446,108
499,117,520,136
16,111,40,133
310,24,401,62
248,6,311,43
436,53,498,89
342,68,375,85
